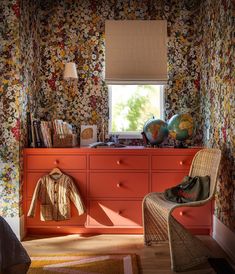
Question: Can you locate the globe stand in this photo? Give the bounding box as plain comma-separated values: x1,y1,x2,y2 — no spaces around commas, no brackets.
153,144,161,148
174,141,188,148
141,132,148,146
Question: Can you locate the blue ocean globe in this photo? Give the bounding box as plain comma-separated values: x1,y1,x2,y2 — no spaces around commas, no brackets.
168,113,194,141
143,117,169,145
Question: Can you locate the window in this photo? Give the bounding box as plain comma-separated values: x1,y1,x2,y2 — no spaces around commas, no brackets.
109,85,164,138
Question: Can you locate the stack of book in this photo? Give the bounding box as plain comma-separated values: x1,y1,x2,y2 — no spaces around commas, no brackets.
27,112,52,148
52,120,77,148
27,113,75,148
52,120,73,135
41,121,53,148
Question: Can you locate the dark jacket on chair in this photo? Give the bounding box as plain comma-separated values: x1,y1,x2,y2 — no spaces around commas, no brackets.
164,175,210,203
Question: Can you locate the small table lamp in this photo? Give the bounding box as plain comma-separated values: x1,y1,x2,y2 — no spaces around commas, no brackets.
63,62,78,95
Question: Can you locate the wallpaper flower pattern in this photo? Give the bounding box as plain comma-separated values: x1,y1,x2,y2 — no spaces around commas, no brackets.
0,0,21,217
19,0,41,216
197,0,235,229
0,0,234,232
0,0,40,217
36,0,202,145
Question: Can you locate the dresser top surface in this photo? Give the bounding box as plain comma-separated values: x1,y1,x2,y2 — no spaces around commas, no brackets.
24,147,202,155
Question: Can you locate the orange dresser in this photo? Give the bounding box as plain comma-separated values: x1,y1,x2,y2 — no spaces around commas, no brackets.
23,147,212,235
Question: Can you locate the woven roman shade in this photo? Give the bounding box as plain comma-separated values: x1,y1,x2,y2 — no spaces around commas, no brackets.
105,20,168,84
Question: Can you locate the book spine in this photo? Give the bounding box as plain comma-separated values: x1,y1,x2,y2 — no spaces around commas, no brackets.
37,121,45,147
41,121,52,148
40,122,48,147
53,120,57,135
33,120,41,147
30,113,36,148
26,112,32,147
46,122,52,147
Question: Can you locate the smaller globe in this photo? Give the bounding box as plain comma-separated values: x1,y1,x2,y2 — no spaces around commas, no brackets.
168,113,194,142
143,118,169,145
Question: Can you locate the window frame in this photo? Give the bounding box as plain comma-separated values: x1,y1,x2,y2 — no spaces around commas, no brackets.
108,85,165,139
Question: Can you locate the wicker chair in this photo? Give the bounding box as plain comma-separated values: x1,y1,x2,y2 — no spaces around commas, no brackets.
142,148,221,272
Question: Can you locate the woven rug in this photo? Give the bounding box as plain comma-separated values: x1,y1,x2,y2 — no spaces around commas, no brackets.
28,254,139,274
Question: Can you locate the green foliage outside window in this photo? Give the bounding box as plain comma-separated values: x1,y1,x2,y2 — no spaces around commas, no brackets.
111,85,161,133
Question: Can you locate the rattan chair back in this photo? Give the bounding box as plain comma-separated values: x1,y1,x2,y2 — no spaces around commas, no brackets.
189,148,221,200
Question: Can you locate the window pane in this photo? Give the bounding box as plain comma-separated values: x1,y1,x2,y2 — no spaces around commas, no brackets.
109,85,163,135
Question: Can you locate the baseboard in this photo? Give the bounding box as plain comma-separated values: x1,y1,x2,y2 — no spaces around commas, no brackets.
213,215,235,262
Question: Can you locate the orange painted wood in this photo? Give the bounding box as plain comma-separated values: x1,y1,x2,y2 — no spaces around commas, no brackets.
173,204,212,226
26,227,144,235
23,147,209,235
89,172,149,198
24,147,200,155
26,155,86,170
89,155,148,170
26,226,209,235
152,172,188,192
87,200,142,227
152,155,194,170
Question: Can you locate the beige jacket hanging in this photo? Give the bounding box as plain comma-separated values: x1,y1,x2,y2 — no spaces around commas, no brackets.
27,173,85,221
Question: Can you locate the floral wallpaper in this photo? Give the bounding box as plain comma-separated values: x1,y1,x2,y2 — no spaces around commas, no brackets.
197,0,235,230
0,0,21,217
0,0,234,232
19,0,41,215
36,0,202,145
0,0,40,218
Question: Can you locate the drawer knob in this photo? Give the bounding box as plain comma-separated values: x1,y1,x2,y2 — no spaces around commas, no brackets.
179,161,184,165
54,160,59,165
179,211,184,216
117,183,122,188
116,160,122,165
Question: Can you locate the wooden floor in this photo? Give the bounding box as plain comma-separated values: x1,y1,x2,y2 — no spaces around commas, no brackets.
22,234,234,274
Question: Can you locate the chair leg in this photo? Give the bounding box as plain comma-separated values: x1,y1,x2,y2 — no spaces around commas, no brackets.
143,195,169,245
168,215,211,272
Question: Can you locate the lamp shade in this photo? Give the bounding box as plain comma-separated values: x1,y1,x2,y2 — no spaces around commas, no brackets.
63,62,78,79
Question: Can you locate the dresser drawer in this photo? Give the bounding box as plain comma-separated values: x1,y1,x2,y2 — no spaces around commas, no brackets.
89,172,149,198
152,172,187,192
26,172,87,199
173,203,212,227
26,200,86,227
87,200,142,227
89,155,148,170
26,155,86,170
152,155,193,170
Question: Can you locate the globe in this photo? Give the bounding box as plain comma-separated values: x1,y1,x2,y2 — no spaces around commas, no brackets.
143,117,169,146
168,113,194,142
